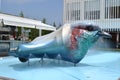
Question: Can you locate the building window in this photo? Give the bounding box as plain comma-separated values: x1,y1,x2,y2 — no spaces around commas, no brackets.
84,10,100,20
71,10,80,20
65,3,70,21
70,2,81,21
84,0,100,20
105,0,120,19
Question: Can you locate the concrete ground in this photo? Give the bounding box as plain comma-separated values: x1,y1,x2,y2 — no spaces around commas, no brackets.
0,50,120,80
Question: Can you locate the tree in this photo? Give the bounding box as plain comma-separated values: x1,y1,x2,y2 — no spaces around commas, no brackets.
58,23,62,27
42,18,47,24
19,11,24,17
41,18,52,35
53,22,56,27
29,28,39,40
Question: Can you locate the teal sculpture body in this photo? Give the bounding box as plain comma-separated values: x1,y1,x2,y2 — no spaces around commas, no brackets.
9,22,111,64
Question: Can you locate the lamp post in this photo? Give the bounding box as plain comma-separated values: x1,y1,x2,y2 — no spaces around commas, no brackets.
15,27,18,40
0,19,4,27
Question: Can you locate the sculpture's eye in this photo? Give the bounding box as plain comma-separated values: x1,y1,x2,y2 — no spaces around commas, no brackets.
86,25,101,32
86,25,94,31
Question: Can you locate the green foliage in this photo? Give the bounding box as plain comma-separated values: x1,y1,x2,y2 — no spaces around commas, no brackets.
55,23,62,29
58,23,62,27
17,27,21,36
53,22,56,27
41,18,52,35
16,15,55,40
42,30,53,36
42,18,47,24
17,11,37,40
29,28,39,40
19,11,24,17
17,11,40,40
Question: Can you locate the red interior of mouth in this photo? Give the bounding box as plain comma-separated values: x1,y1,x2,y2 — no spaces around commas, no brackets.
70,26,84,49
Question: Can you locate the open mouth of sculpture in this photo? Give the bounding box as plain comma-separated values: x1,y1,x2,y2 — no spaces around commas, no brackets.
70,26,84,49
70,25,111,50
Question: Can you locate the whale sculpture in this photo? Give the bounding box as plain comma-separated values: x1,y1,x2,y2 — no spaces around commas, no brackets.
9,22,111,65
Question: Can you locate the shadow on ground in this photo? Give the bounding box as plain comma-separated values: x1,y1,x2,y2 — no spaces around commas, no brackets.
9,59,94,71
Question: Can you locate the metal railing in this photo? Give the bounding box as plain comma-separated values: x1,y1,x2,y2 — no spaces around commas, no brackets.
0,40,28,53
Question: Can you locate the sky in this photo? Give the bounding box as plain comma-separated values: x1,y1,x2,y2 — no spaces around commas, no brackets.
0,0,63,26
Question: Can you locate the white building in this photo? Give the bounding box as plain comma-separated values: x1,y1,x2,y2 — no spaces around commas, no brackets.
63,0,120,48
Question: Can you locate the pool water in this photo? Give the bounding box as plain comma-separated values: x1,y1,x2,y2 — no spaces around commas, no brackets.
0,50,120,80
